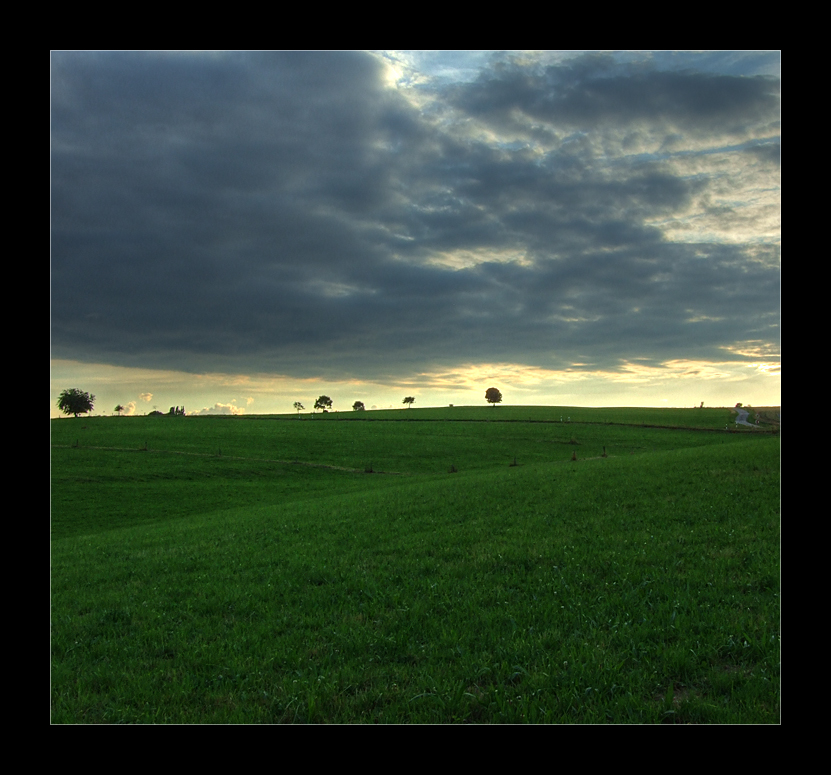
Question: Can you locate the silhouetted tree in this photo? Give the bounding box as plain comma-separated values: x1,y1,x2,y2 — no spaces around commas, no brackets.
57,388,95,418
315,395,333,413
353,401,365,411
403,396,415,408
114,404,125,416
294,401,304,415
485,387,502,407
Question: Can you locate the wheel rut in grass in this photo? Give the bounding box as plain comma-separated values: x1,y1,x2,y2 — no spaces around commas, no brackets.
50,444,408,476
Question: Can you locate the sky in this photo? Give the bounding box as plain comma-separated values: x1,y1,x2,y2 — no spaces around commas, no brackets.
51,51,780,417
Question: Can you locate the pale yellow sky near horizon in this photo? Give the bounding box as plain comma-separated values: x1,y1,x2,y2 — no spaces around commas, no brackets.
50,357,780,418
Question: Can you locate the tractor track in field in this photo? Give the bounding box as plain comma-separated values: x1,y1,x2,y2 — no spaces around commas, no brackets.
50,443,650,475
50,444,408,475
266,416,779,433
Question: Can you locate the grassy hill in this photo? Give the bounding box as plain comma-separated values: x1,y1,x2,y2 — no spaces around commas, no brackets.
51,406,779,723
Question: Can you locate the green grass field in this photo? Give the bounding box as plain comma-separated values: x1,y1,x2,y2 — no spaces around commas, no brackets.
51,406,780,723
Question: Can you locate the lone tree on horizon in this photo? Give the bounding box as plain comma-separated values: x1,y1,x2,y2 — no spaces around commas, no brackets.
314,395,333,413
403,396,415,408
353,401,365,411
114,404,125,416
293,401,304,415
57,388,95,418
485,387,502,407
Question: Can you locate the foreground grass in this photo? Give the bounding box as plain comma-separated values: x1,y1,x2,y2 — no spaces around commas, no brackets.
51,414,779,723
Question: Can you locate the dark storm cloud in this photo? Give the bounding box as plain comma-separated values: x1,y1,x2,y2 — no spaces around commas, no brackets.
51,51,780,381
449,52,780,137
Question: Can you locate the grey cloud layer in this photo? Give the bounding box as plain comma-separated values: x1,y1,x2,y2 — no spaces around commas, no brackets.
51,51,780,381
450,54,779,135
